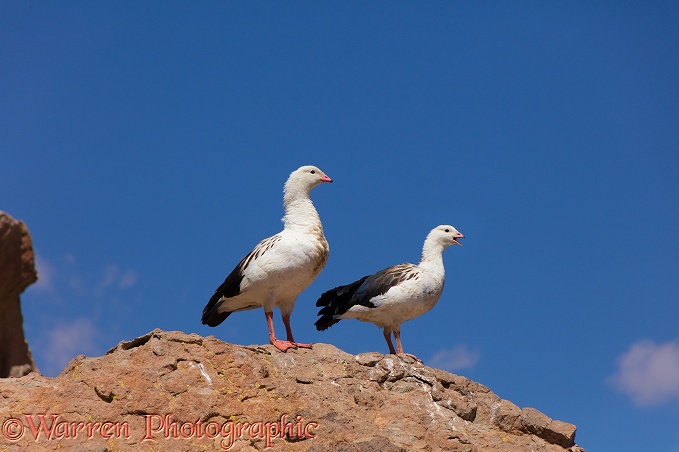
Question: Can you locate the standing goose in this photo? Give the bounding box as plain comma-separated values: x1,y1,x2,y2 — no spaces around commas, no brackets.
202,165,332,352
315,225,463,360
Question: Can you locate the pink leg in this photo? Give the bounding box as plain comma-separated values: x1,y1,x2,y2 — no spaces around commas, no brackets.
265,311,296,352
282,313,312,349
394,330,421,362
383,329,397,355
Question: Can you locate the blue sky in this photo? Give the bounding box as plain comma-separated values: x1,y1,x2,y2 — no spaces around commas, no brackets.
2,2,678,450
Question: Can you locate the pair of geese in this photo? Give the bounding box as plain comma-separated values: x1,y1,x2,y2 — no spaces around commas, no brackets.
201,165,464,360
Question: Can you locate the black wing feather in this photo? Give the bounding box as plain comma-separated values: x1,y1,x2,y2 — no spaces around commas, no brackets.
315,264,417,331
201,235,282,327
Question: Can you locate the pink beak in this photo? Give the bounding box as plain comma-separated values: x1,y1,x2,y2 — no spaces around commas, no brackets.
321,175,333,183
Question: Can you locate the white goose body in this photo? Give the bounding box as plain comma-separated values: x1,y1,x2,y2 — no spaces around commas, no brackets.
341,262,445,332
228,227,328,315
202,165,332,352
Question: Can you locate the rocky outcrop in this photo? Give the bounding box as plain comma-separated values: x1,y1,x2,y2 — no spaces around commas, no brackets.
0,211,38,378
0,329,584,451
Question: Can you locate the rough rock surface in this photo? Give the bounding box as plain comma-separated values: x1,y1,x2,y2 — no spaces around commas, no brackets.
0,211,38,378
0,329,584,451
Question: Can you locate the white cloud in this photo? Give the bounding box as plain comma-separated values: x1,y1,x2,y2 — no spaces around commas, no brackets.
95,264,121,295
40,318,99,376
23,253,140,376
610,338,679,406
95,264,138,295
119,269,137,289
29,254,137,300
428,345,480,372
31,254,56,292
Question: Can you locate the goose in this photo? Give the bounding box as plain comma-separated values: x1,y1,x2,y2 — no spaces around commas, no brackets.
315,225,463,360
202,165,332,352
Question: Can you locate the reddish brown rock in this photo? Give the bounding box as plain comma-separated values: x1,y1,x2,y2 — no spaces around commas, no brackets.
0,329,584,451
0,211,38,378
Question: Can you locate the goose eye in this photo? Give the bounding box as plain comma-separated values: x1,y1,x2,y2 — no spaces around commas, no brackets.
444,228,450,233
310,170,316,174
